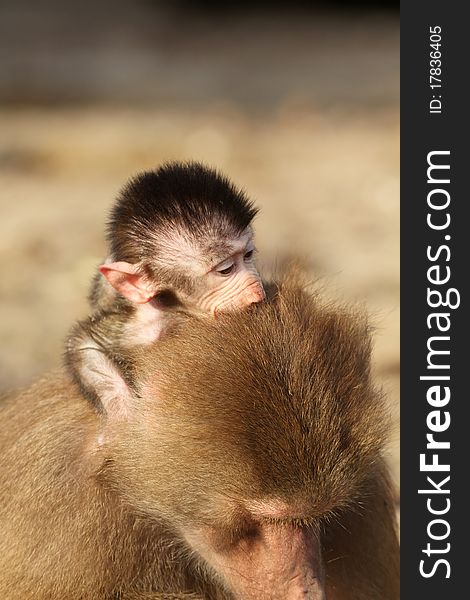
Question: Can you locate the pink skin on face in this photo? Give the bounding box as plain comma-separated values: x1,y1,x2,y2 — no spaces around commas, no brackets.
191,235,265,315
215,522,325,600
184,499,326,600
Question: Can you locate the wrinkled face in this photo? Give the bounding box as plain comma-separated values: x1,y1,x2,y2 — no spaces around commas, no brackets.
98,228,265,312
189,229,265,315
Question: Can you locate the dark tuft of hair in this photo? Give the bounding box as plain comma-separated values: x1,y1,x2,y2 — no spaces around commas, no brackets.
108,161,258,262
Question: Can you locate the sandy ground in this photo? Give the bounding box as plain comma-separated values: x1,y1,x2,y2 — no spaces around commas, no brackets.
0,3,399,488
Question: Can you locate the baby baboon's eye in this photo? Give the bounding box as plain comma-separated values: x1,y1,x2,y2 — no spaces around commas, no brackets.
216,263,235,276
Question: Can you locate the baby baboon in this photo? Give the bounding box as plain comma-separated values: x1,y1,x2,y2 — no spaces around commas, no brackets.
67,161,265,408
0,277,399,599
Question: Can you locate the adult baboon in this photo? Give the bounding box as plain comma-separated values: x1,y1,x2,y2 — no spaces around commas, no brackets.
0,277,399,599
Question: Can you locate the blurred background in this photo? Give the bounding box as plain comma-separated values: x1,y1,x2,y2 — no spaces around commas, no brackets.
0,0,399,485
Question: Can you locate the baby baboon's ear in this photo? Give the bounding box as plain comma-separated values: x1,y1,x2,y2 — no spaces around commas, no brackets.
99,262,155,304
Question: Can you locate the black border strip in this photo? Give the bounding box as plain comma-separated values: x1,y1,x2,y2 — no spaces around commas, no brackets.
401,2,467,596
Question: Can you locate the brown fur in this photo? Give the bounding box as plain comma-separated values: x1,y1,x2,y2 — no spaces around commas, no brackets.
0,277,399,599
